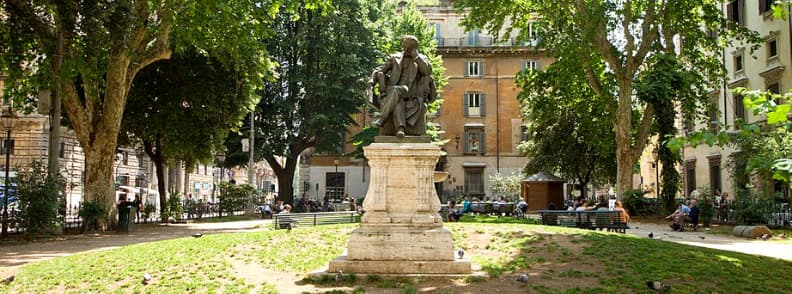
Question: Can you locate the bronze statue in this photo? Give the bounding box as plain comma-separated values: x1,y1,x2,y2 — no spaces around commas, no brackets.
370,35,436,137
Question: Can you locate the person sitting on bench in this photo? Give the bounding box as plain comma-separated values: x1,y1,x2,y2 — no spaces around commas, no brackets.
447,201,462,222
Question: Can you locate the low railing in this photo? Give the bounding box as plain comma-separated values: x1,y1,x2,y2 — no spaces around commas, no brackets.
273,211,360,229
435,37,539,48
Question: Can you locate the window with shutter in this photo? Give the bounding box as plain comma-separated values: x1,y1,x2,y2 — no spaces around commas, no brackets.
480,93,486,116
734,93,745,122
760,0,772,14
464,127,485,155
463,93,469,116
522,60,539,71
685,160,696,197
2,139,14,155
768,82,781,104
466,61,481,77
465,92,483,117
728,0,743,25
464,167,484,196
768,38,778,58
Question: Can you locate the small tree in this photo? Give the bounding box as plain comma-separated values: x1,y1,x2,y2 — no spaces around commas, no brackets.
488,172,522,201
13,161,62,235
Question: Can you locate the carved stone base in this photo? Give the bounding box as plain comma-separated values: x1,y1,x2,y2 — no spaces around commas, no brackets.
328,141,471,274
347,225,454,261
328,256,471,275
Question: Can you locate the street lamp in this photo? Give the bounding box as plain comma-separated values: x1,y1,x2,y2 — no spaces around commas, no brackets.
652,147,660,198
1,106,17,238
216,151,226,181
333,159,339,200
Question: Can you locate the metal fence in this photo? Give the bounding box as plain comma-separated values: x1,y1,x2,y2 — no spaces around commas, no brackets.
4,202,248,234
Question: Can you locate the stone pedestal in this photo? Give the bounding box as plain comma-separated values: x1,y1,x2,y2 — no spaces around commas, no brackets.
328,140,471,274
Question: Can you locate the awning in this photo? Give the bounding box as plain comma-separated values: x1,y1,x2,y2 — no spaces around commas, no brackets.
522,171,566,182
462,162,487,167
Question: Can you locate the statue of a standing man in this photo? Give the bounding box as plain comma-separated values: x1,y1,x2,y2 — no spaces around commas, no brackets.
370,35,436,137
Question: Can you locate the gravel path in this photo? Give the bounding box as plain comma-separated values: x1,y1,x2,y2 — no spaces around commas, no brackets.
627,221,792,261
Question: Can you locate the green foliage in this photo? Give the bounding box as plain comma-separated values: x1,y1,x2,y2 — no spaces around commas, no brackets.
487,172,522,201
123,51,256,210
78,201,107,232
220,0,385,203
635,53,690,213
675,88,792,186
732,189,775,225
694,186,715,226
11,161,62,235
621,189,659,216
164,194,184,222
516,55,616,191
454,0,762,196
218,182,253,217
142,203,156,221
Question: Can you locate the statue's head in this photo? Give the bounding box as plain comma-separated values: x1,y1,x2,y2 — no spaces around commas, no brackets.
401,35,419,50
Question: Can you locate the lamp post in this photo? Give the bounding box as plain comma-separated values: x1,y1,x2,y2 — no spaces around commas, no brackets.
333,159,339,200
652,147,660,198
1,106,17,238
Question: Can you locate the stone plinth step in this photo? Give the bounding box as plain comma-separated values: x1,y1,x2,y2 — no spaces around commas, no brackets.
327,255,472,274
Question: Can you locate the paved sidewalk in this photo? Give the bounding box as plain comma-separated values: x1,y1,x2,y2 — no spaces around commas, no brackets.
0,219,272,268
627,221,792,261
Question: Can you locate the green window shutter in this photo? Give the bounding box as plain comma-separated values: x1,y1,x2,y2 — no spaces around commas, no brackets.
535,60,541,70
464,61,470,77
463,131,470,153
463,93,469,117
480,93,487,116
479,61,485,77
480,129,486,155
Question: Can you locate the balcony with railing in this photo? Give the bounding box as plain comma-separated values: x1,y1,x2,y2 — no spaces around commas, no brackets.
435,36,539,48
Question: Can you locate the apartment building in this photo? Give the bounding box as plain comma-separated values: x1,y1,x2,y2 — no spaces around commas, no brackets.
682,0,791,199
300,1,551,201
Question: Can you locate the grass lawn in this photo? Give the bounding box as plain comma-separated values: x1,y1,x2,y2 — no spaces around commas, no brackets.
2,217,791,293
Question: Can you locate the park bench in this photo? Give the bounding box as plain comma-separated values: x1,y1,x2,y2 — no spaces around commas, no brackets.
273,211,359,229
538,210,629,233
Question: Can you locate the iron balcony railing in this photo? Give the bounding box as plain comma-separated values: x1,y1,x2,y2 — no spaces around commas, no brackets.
434,37,539,48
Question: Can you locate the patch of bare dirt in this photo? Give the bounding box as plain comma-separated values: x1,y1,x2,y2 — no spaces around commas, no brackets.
284,226,607,293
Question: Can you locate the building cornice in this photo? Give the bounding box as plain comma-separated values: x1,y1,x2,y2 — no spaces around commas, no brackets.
437,47,545,57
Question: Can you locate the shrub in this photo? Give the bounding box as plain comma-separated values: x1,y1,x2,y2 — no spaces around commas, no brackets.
79,201,107,233
163,194,184,221
217,182,253,216
12,161,62,235
622,189,658,216
732,189,774,225
142,203,156,222
694,186,715,226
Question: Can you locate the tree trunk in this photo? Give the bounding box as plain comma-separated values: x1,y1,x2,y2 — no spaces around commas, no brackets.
579,179,589,200
154,157,167,221
614,83,635,199
83,147,117,229
267,156,298,207
47,28,63,179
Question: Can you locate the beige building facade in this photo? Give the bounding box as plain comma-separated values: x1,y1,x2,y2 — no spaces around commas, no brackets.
681,0,791,199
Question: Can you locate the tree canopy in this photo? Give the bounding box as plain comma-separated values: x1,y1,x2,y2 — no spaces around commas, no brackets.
123,52,256,219
454,0,761,197
1,0,329,227
222,0,384,204
517,55,616,198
